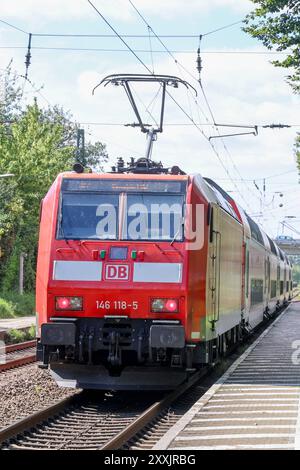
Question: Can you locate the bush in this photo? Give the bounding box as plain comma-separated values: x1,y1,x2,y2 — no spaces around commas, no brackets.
0,291,35,317
6,325,36,344
25,325,36,340
0,298,15,319
7,328,25,343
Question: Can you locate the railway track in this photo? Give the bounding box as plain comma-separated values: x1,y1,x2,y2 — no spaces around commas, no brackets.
0,366,209,450
153,301,300,450
0,340,36,373
0,303,291,450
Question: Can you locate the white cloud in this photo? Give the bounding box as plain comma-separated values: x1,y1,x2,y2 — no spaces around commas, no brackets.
127,0,252,18
0,0,252,25
0,1,299,236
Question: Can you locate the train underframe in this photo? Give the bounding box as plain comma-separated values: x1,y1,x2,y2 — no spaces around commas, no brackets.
37,316,251,390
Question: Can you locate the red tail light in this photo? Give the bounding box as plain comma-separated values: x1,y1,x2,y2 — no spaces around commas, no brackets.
55,296,83,311
151,298,179,313
165,299,178,312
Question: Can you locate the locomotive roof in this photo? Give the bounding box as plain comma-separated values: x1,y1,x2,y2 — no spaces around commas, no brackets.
54,171,289,261
57,171,189,181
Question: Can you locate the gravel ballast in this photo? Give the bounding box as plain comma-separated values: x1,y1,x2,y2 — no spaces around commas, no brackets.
0,364,79,429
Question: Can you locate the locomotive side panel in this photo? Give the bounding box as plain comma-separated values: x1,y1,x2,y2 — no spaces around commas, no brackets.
205,204,243,339
185,181,209,343
215,205,243,335
36,180,60,334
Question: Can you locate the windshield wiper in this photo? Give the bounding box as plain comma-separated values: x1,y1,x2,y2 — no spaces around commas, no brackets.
170,218,184,246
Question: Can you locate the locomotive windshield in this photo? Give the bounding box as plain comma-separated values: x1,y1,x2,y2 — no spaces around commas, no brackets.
58,193,119,240
123,193,184,241
57,178,185,241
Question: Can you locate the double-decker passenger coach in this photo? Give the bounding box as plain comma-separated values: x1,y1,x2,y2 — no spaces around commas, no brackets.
36,158,292,390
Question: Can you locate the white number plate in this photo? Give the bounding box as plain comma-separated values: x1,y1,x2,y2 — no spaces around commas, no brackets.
96,300,138,310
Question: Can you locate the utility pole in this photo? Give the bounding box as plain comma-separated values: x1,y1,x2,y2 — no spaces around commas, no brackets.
19,253,27,295
76,128,85,166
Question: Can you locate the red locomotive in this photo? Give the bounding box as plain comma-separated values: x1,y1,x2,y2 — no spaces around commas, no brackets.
36,158,292,390
36,74,292,390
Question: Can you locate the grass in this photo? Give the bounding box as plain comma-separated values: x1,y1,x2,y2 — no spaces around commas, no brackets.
0,291,35,318
0,298,15,319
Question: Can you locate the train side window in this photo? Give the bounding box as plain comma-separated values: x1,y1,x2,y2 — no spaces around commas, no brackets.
271,280,277,298
277,266,280,292
251,279,263,305
246,215,264,245
280,281,284,295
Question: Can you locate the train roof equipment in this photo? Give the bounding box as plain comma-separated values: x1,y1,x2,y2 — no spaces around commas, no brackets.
92,73,197,164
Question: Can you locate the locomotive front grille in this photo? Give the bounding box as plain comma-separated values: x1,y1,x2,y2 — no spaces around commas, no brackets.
102,322,133,347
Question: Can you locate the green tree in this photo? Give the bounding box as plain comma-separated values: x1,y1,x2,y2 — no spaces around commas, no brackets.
0,62,22,122
244,1,300,170
296,134,300,171
0,70,108,293
243,1,300,93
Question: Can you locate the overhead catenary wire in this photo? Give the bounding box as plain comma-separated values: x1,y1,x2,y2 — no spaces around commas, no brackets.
202,20,243,37
85,0,293,218
78,121,300,128
118,8,257,208
194,38,263,205
86,0,205,139
215,169,299,182
0,16,244,39
86,1,151,74
127,2,296,235
0,19,28,35
126,0,260,212
93,0,250,212
147,25,155,74
1,12,296,222
0,46,291,55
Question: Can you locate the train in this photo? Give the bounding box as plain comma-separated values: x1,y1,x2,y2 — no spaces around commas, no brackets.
36,158,292,390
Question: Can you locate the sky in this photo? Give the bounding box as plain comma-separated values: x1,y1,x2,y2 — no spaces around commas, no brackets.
0,0,299,239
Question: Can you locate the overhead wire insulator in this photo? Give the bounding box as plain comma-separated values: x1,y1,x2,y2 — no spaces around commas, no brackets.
196,35,203,83
24,33,32,80
262,123,291,129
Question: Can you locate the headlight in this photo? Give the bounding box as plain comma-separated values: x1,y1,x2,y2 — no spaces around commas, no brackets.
151,298,179,313
55,296,83,311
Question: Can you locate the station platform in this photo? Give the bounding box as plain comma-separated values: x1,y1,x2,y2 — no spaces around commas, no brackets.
154,301,300,450
0,316,35,333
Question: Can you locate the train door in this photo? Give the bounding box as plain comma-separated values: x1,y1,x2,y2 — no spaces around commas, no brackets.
207,205,221,336
283,263,287,300
265,256,271,309
276,264,281,306
243,239,250,322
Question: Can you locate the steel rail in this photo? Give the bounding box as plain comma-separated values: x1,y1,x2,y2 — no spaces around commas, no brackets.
0,300,294,449
0,370,208,449
100,367,210,450
0,354,36,372
0,340,37,373
0,394,80,444
3,340,36,354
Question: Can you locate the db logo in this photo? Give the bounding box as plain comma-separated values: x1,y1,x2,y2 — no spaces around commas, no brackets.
105,264,129,281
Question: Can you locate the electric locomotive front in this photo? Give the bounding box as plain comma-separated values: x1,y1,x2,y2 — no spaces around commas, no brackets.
36,171,207,389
